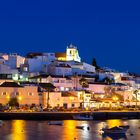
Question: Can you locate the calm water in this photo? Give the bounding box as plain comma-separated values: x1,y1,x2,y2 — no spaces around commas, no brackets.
0,119,140,140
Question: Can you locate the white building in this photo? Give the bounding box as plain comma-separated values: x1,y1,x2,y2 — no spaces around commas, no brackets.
5,54,25,69
66,44,81,62
26,53,56,73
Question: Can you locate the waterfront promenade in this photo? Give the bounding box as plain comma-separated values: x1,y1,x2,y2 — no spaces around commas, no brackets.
1,110,140,120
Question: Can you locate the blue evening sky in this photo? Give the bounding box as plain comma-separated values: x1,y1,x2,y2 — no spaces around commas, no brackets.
0,0,140,73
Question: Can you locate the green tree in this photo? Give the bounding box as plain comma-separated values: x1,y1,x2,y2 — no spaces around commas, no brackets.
133,90,139,109
79,78,89,88
8,97,19,107
92,58,100,70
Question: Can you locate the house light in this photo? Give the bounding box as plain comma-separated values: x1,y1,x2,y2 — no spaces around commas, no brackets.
18,96,22,100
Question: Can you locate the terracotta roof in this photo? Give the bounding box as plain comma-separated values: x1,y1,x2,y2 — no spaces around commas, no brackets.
0,82,23,87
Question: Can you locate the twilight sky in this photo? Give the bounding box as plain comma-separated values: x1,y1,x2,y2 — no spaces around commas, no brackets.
0,0,140,73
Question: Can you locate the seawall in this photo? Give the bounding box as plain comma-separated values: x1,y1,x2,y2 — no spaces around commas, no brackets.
0,111,140,120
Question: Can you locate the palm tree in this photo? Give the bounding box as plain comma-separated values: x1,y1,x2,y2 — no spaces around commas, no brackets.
39,83,55,109
133,90,139,109
79,78,89,109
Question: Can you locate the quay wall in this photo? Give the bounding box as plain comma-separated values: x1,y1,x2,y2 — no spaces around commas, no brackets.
0,111,140,120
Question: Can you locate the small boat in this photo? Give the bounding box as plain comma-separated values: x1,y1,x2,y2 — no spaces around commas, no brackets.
102,125,129,134
76,126,85,129
48,121,63,125
76,126,90,130
102,133,127,139
73,114,93,120
0,120,3,127
119,125,130,130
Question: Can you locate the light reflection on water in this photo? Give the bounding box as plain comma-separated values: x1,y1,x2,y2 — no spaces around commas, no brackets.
11,120,26,140
0,119,140,140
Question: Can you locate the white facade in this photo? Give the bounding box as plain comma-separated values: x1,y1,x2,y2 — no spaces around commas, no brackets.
47,62,72,76
5,54,25,69
66,44,81,62
83,62,95,73
27,53,56,72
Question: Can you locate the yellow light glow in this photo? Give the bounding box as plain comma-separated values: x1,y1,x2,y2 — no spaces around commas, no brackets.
69,97,74,100
62,120,78,140
18,96,22,100
112,96,119,101
12,120,26,140
6,95,10,99
106,119,122,128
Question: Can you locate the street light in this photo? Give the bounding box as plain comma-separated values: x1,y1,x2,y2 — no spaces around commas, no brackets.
112,96,119,109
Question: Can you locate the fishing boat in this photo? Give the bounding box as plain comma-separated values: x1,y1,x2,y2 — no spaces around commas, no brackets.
102,133,127,139
48,121,63,125
76,126,90,130
73,114,93,120
102,126,129,134
76,126,85,129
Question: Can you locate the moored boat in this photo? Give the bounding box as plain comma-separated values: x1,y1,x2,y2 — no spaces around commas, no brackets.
102,126,129,134
73,114,93,120
48,121,63,125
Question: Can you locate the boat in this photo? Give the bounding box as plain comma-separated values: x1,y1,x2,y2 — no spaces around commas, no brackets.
76,126,90,130
76,126,85,129
102,133,127,139
102,126,129,134
119,125,130,130
73,114,93,120
0,120,3,127
48,121,63,125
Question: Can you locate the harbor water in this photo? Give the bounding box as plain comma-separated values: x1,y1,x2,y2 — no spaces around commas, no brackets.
0,119,140,140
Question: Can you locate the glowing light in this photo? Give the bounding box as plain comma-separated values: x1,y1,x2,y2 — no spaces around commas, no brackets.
70,97,74,100
106,119,122,128
112,96,119,101
18,96,22,100
6,95,10,99
62,120,78,140
11,120,26,140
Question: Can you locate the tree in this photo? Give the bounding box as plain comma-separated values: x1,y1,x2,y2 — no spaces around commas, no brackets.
133,90,139,109
8,97,19,107
79,78,89,88
92,58,100,70
79,78,89,109
39,83,56,109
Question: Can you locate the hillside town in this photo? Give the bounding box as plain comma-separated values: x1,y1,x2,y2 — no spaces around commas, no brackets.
0,44,140,112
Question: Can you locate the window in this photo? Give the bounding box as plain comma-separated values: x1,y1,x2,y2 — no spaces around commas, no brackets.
15,92,19,96
28,93,33,96
71,103,75,108
23,67,28,72
2,92,7,96
60,87,64,91
86,95,91,97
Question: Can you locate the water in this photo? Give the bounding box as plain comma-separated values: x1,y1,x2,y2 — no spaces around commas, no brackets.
0,119,140,140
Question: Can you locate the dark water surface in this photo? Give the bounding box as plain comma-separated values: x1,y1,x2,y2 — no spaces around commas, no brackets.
0,119,140,140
